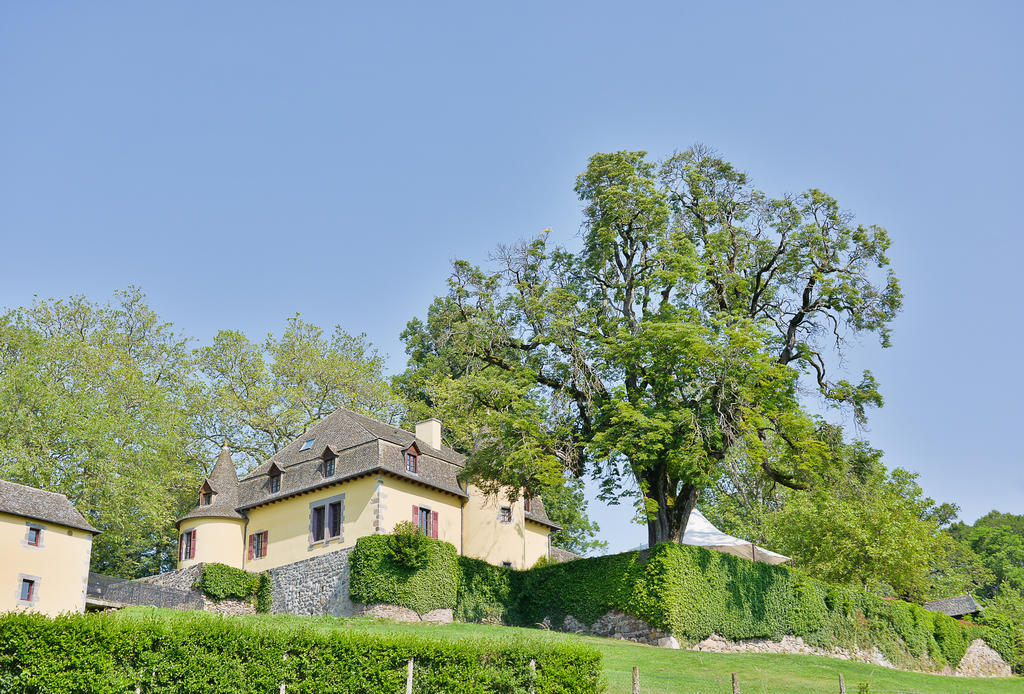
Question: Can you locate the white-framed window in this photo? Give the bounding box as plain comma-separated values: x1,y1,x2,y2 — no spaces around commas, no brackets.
499,506,512,524
26,527,41,546
19,578,35,601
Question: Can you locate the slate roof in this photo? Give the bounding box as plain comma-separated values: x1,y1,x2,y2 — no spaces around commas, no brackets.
924,595,982,617
549,546,583,563
0,479,99,533
236,408,472,510
524,495,560,530
178,445,244,524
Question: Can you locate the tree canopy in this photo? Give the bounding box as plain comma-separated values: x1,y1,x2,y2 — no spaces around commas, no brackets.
199,316,404,469
0,288,206,576
400,147,902,545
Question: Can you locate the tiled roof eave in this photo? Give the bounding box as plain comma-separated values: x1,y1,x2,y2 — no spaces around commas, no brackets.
236,466,468,512
525,514,561,530
11,510,99,534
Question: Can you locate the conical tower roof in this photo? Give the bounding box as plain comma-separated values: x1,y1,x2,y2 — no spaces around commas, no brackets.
177,444,244,525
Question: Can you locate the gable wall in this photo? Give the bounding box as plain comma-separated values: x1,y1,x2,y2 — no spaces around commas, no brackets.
462,484,551,569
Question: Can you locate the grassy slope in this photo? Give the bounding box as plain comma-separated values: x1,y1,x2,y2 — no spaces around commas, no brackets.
118,610,1022,694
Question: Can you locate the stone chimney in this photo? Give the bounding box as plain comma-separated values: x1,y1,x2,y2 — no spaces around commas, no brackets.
415,418,442,450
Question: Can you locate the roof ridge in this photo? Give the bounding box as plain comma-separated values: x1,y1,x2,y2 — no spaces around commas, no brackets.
0,478,69,500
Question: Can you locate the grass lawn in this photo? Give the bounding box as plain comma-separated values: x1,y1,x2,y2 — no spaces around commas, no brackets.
160,611,1022,694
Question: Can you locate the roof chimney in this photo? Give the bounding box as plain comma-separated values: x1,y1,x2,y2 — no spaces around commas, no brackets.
415,418,442,450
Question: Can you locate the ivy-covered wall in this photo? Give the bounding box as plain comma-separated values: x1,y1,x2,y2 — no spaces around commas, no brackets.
349,534,460,614
348,536,1019,672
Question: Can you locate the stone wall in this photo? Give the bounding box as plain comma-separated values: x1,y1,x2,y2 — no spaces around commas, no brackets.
545,610,1012,678
351,604,453,623
545,610,678,649
956,639,1013,678
268,548,354,617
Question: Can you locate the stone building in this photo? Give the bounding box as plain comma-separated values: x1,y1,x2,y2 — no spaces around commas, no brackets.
176,408,559,572
0,480,98,616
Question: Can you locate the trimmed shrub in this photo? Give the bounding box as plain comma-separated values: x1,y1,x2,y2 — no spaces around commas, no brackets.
349,534,459,614
0,611,603,694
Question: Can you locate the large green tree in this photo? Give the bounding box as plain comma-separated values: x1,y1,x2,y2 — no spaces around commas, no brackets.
199,316,405,469
0,289,206,577
401,147,902,546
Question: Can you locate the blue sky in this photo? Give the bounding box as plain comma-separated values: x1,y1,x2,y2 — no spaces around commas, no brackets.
2,2,1021,553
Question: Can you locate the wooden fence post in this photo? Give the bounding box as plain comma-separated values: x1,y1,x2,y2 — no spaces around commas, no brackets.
632,665,639,694
839,673,845,694
732,672,740,694
529,659,536,694
406,658,414,694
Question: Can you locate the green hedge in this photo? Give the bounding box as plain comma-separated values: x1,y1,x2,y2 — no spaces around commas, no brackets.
349,534,460,614
352,539,1019,672
194,563,272,613
0,611,603,694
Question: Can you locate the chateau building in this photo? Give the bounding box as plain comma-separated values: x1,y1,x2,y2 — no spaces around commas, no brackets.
176,408,558,571
0,480,98,616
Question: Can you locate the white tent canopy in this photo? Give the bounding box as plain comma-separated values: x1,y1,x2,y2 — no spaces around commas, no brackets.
681,509,791,566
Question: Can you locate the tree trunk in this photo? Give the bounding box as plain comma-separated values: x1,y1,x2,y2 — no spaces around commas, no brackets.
645,479,700,547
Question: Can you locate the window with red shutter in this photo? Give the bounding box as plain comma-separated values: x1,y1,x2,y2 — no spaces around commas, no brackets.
431,510,438,539
190,529,197,559
261,531,269,558
247,534,254,560
179,534,184,562
412,505,419,526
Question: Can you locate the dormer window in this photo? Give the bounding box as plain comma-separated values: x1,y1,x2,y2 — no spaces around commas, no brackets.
323,453,336,477
201,492,213,506
402,443,420,473
267,464,283,494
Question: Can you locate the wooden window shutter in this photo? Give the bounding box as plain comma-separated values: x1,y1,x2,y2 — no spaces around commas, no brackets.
431,510,438,539
178,534,184,562
190,529,197,559
247,534,254,560
412,505,419,526
262,531,268,557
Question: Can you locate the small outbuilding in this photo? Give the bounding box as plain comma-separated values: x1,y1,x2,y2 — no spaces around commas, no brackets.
0,479,98,616
924,595,983,619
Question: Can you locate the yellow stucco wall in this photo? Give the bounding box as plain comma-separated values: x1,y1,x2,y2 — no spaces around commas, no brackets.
524,520,551,568
377,477,463,553
0,512,92,617
176,518,245,570
243,474,379,571
462,485,549,569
